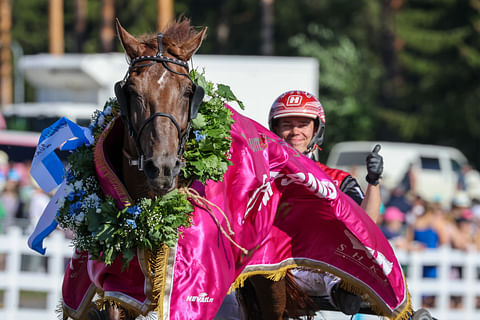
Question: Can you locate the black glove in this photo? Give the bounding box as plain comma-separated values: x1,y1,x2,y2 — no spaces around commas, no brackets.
331,282,362,315
365,144,383,186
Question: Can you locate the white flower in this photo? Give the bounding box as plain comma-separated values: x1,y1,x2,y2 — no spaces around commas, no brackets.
104,106,112,116
97,114,105,127
96,208,102,213
74,180,84,189
74,212,85,226
85,193,100,207
56,197,65,208
64,183,74,195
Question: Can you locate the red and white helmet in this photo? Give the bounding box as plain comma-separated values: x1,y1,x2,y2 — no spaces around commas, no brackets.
268,90,326,147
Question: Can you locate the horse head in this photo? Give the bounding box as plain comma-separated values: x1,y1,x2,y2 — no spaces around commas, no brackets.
115,19,206,196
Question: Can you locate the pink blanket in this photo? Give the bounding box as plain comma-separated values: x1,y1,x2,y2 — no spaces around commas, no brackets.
62,106,410,319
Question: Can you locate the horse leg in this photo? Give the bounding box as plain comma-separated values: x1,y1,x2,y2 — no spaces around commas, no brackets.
249,275,286,320
86,301,136,320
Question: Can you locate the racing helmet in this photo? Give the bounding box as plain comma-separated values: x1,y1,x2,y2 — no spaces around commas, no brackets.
268,90,326,149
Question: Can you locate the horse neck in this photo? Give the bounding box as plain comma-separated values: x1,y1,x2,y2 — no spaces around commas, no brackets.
121,134,155,201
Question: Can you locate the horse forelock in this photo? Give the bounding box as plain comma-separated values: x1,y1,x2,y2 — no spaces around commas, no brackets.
138,18,199,58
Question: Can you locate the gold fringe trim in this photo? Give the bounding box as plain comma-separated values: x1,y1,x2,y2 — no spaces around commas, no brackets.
392,282,413,320
146,245,170,317
179,187,248,255
231,264,300,291
233,263,413,320
94,297,140,319
337,276,412,320
55,300,66,320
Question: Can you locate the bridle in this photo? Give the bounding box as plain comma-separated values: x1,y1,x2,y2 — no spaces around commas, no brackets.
114,33,204,171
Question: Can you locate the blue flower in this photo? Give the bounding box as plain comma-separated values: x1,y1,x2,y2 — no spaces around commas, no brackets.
76,190,86,199
67,192,76,201
126,219,137,229
67,190,85,202
126,205,141,217
194,130,207,142
65,170,75,182
69,202,82,216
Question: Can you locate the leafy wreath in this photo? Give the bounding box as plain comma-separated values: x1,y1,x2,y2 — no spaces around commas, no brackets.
56,71,244,265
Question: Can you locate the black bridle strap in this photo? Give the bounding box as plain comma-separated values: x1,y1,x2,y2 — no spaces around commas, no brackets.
120,33,200,170
130,55,189,71
135,112,183,151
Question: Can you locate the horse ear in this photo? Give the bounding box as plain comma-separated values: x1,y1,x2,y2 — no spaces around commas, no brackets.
116,18,143,59
176,27,208,61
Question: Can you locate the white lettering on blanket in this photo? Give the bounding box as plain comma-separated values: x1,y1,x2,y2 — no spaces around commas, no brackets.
186,292,214,303
244,174,274,222
276,172,337,200
344,230,393,276
243,172,337,223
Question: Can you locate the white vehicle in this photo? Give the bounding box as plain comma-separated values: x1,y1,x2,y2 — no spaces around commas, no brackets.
326,141,469,208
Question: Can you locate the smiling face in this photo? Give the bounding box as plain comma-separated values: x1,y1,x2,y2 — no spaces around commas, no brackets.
274,116,316,154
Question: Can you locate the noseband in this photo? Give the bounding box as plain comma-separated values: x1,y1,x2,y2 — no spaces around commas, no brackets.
114,33,204,171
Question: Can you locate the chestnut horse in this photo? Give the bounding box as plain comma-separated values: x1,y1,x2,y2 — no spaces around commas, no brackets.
86,18,206,319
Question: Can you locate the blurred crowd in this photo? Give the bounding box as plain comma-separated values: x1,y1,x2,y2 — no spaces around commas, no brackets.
378,165,480,254
0,153,50,236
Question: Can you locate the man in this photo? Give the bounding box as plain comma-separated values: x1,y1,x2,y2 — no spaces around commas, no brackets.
266,90,384,316
269,90,383,222
216,90,383,319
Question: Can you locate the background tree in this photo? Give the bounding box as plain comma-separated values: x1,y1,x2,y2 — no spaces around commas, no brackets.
8,0,480,168
388,0,480,167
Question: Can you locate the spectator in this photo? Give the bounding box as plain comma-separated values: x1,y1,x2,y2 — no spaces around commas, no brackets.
1,174,24,231
399,163,416,195
380,206,410,250
407,201,450,276
385,186,412,214
27,184,50,234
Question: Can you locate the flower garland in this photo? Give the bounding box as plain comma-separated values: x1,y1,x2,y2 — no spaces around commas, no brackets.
56,71,244,266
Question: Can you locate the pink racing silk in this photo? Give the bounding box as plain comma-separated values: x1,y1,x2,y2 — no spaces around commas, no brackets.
164,107,410,320
61,107,410,319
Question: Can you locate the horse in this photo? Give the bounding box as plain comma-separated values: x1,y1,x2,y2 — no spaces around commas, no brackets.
85,18,207,319
68,17,424,320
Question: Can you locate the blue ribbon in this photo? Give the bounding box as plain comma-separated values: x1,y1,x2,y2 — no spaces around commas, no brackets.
28,117,93,254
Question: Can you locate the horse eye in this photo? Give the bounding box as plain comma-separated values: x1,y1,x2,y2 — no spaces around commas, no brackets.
183,86,194,98
126,85,139,96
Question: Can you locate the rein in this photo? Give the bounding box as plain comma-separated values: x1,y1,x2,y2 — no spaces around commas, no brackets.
115,32,204,171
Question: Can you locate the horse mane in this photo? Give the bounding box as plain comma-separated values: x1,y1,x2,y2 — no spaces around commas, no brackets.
138,18,200,56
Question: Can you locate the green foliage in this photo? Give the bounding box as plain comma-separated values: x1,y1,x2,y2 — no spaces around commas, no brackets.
56,99,195,266
290,24,381,145
182,70,242,183
11,1,49,54
56,75,239,266
392,1,480,166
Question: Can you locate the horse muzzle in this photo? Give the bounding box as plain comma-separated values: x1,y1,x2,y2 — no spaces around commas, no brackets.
143,157,184,194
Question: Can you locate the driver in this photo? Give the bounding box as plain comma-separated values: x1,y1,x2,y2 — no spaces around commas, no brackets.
215,90,383,319
269,90,383,222
267,90,383,315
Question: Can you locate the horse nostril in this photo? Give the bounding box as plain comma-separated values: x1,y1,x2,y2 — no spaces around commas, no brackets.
163,166,171,176
144,160,159,179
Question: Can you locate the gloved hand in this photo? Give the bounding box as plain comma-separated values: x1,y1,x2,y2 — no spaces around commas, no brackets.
365,144,383,186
